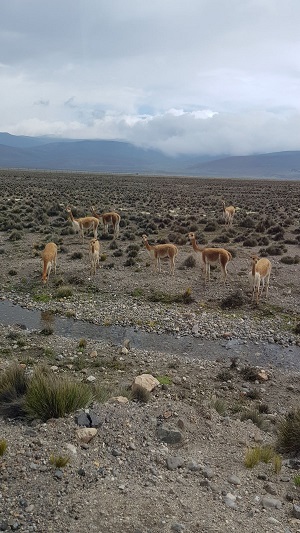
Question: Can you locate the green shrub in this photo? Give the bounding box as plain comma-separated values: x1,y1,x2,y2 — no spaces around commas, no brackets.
25,368,93,421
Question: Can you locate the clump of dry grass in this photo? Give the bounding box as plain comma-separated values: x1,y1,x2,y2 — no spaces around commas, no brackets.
277,409,300,454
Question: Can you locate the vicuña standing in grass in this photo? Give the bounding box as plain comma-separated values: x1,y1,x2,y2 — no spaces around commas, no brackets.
41,242,57,284
90,206,121,238
249,255,272,304
188,232,232,284
142,234,178,276
222,200,235,227
66,207,99,243
89,238,100,275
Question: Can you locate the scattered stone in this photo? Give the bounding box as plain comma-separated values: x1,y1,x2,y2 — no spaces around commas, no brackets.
264,482,277,496
261,497,282,510
75,427,97,444
157,426,183,445
224,493,238,510
227,474,241,486
292,504,300,519
166,456,184,470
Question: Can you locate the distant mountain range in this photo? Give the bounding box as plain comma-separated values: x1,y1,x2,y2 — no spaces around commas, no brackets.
0,132,300,180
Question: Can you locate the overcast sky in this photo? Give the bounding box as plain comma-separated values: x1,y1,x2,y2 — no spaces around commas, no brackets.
1,0,300,156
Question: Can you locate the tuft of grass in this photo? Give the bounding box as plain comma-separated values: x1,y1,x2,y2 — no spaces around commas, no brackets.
33,293,51,303
277,409,300,454
148,287,194,304
240,366,260,382
212,398,226,416
244,447,261,468
273,454,282,474
0,439,8,456
259,445,275,463
131,287,144,298
132,385,150,403
221,291,245,309
181,255,196,269
8,230,22,241
240,409,264,428
293,475,300,487
40,326,54,336
55,286,73,298
93,385,114,403
70,251,83,260
216,369,232,382
0,364,27,403
49,454,70,468
293,323,300,335
244,446,281,473
25,368,93,421
78,338,87,349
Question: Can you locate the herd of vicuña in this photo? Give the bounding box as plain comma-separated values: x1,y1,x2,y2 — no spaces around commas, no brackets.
40,201,272,304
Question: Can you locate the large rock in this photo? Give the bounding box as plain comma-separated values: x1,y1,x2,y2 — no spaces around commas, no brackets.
132,374,160,392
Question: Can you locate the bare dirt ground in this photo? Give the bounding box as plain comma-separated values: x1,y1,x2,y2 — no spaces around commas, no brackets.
0,170,300,532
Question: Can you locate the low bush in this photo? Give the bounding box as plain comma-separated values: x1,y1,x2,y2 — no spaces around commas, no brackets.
221,291,245,309
180,255,196,269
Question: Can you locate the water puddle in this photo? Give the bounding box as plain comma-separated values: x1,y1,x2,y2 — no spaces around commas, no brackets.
0,299,299,370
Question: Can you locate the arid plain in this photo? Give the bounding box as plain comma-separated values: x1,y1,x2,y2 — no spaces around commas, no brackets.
0,170,300,533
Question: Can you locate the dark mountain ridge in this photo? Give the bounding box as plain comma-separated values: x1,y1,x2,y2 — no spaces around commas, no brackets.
0,133,299,180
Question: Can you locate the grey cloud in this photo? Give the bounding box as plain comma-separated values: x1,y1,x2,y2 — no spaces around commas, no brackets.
1,1,300,156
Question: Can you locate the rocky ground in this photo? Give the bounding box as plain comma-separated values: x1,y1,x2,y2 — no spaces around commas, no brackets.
0,172,300,532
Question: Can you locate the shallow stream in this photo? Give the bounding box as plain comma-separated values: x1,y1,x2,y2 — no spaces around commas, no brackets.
0,299,299,370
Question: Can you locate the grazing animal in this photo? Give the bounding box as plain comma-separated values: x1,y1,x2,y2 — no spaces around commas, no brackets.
188,232,232,284
90,206,121,238
222,201,235,227
41,242,57,284
142,234,178,276
89,238,100,275
249,255,272,304
66,207,99,243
